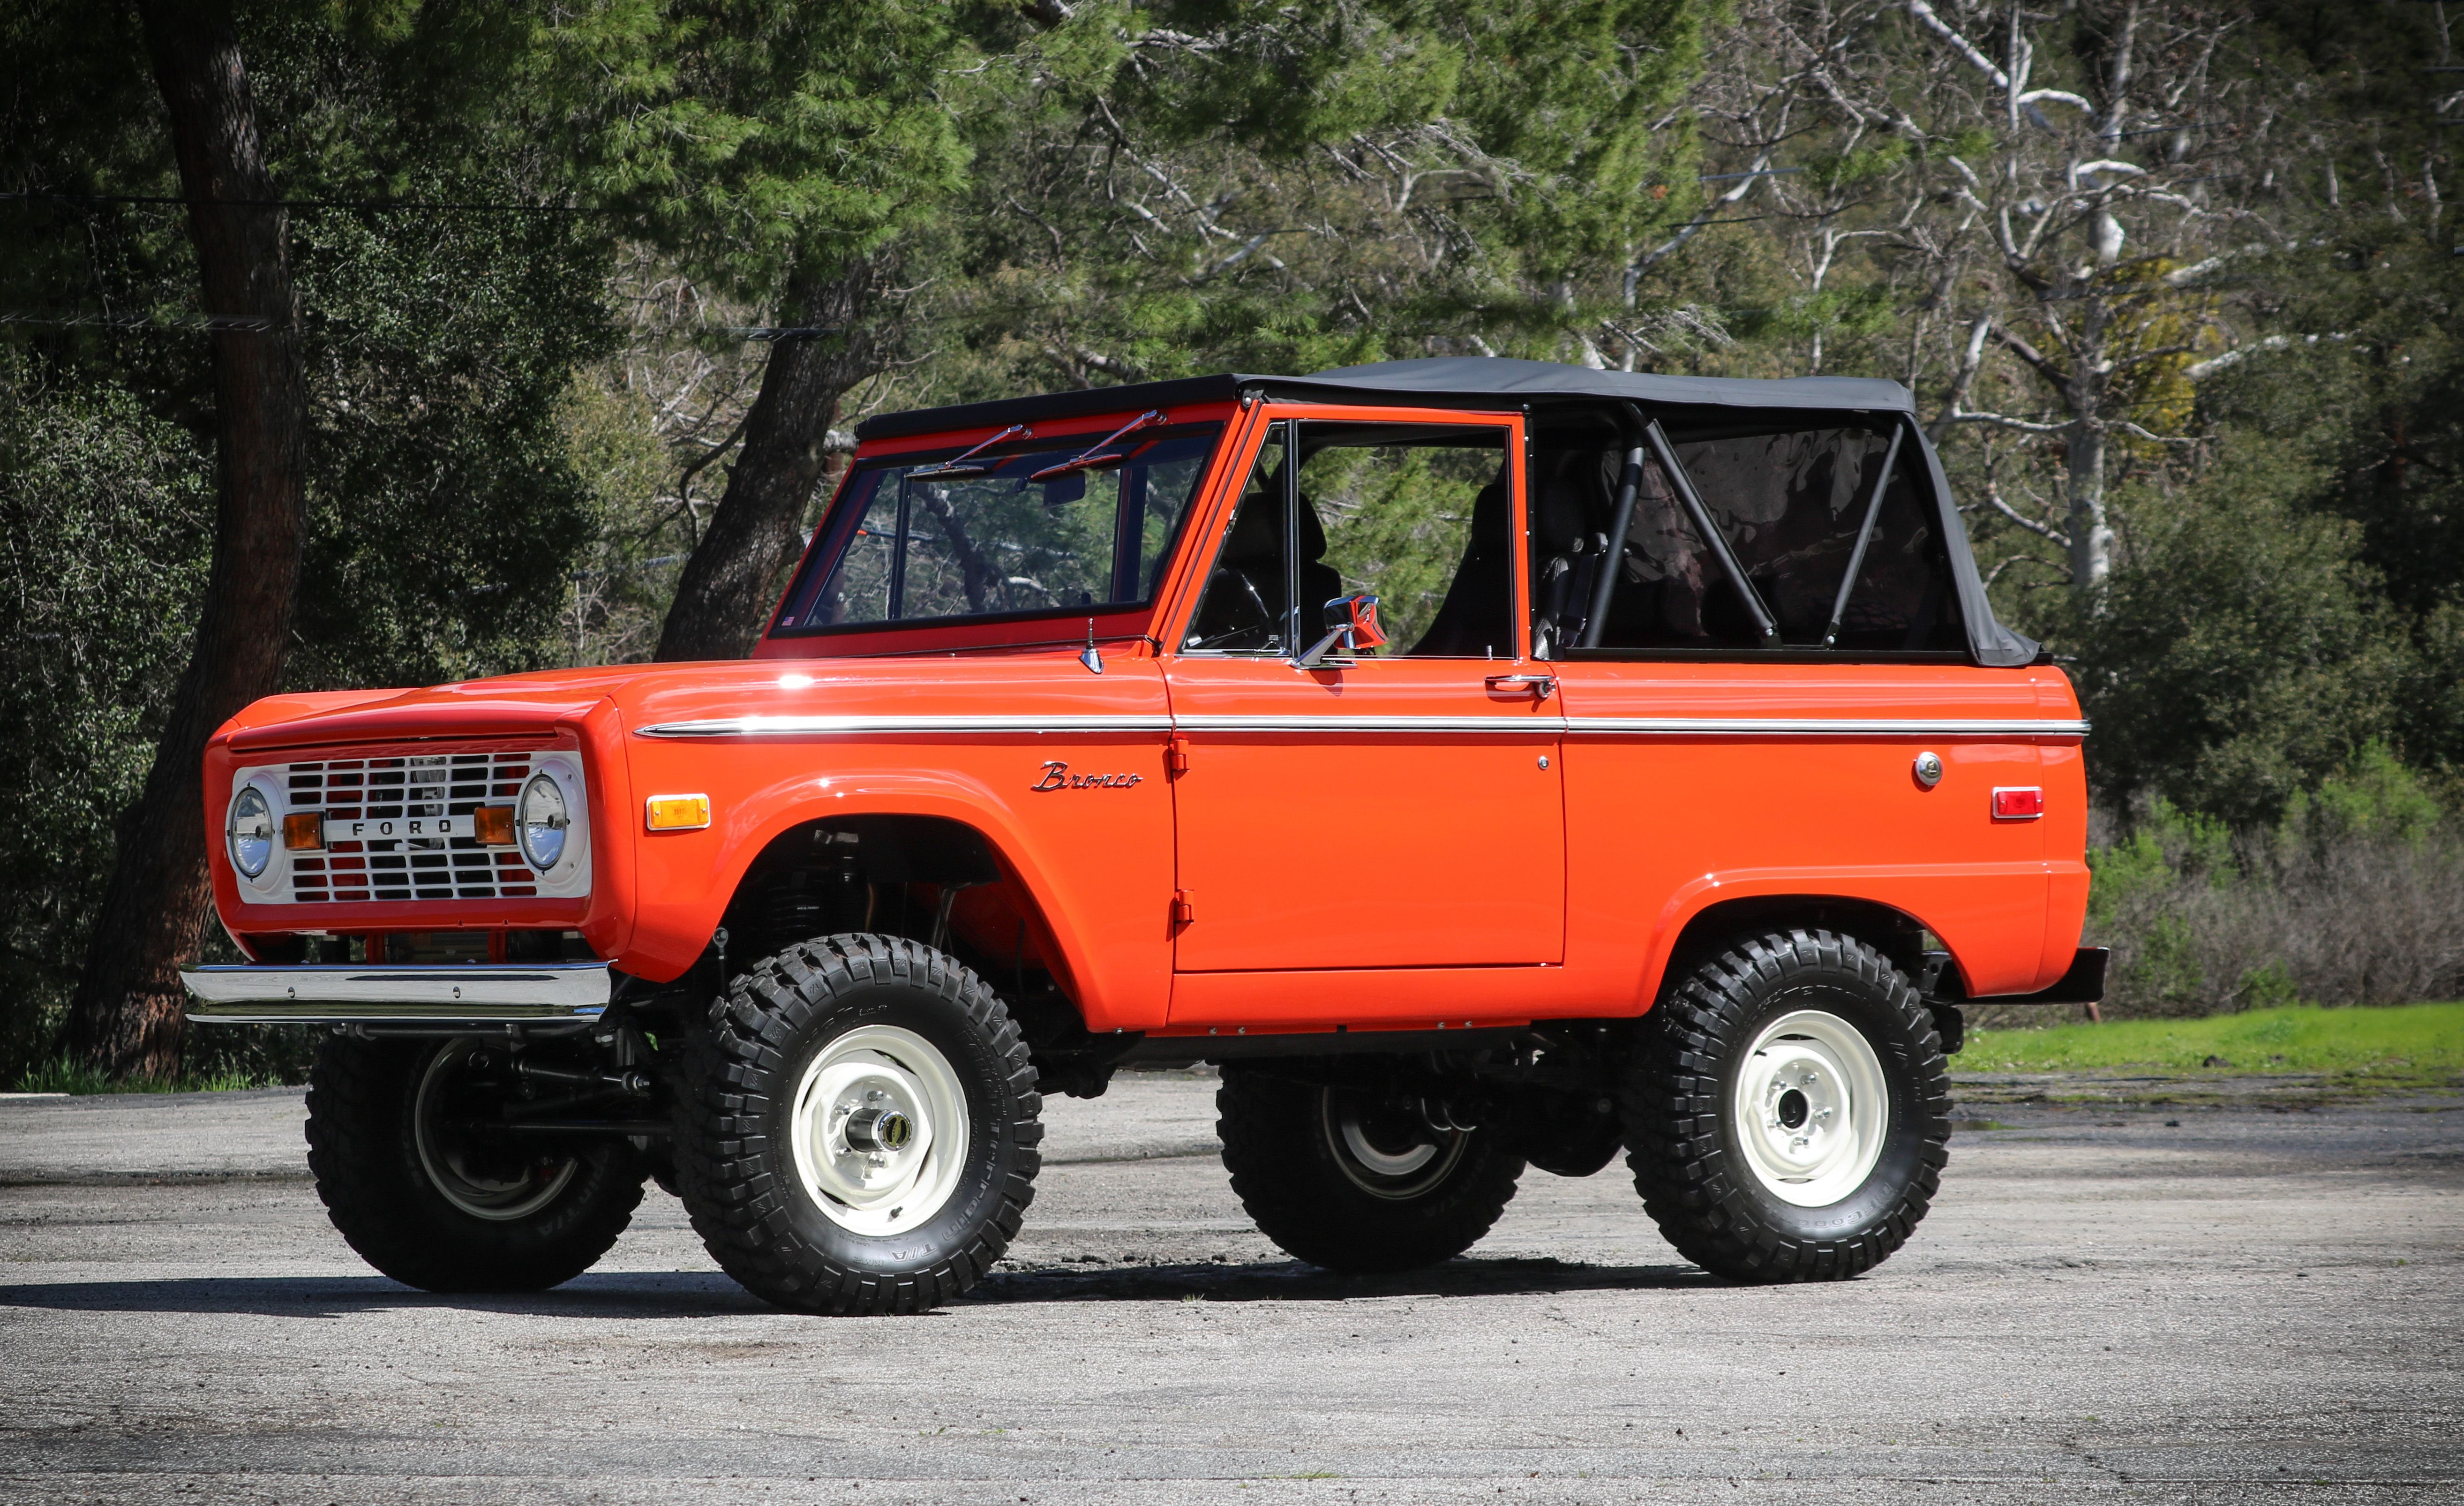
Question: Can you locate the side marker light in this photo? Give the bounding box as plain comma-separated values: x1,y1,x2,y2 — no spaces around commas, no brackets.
646,793,713,832
1991,786,2045,821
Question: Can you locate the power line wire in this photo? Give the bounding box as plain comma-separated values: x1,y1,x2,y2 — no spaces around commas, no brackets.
0,307,278,331
1,190,601,215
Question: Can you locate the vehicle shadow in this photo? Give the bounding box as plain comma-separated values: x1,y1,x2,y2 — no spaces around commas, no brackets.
0,1270,768,1320
969,1255,1713,1304
0,1256,1711,1319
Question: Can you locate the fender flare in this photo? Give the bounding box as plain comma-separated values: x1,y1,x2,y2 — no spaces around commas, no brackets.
633,765,1105,1012
1630,866,2041,1009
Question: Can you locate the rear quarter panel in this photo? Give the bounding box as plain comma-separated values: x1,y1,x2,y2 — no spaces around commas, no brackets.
1555,661,2086,1009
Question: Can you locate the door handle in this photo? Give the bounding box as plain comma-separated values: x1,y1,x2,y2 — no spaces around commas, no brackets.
1485,673,1556,700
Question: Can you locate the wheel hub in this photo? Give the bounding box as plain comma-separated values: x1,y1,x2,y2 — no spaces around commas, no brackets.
413,1038,578,1222
1730,1009,1890,1208
789,1025,971,1235
1323,1088,1469,1200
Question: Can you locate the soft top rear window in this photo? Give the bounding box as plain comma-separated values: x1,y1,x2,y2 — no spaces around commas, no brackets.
1532,415,1966,658
772,422,1224,634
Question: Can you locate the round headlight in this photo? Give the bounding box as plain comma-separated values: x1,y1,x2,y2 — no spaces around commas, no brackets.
228,786,274,878
517,773,570,870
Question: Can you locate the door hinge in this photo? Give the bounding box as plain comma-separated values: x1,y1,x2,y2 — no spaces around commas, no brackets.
1166,735,1190,776
1171,889,1195,924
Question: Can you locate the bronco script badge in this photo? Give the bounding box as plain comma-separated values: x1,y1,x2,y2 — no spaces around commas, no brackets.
1032,761,1143,791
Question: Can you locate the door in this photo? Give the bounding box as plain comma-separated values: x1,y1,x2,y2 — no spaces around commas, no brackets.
1165,412,1565,974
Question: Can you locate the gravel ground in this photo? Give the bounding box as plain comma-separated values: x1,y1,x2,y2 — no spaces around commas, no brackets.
1,1070,2458,1505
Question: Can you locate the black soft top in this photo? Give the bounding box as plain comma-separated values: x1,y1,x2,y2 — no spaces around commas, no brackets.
854,358,2035,667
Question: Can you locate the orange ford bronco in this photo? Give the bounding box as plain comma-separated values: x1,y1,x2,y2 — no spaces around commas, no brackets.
187,358,2100,1313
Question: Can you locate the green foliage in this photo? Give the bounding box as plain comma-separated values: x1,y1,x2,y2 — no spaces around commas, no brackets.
921,0,1713,399
284,201,617,689
9,1031,312,1093
1308,442,1497,650
0,366,212,1084
557,373,686,665
546,0,969,295
0,5,631,1074
2283,741,2441,847
2119,914,2206,1015
1961,1001,2464,1085
2064,432,2408,827
2081,744,2464,1017
2085,801,2228,926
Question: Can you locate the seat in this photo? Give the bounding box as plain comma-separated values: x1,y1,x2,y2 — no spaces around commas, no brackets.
1293,491,1345,630
1409,470,1515,657
1187,472,1292,651
1529,449,1614,658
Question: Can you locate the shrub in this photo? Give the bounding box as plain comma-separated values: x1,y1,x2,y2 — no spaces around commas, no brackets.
2082,746,2464,1017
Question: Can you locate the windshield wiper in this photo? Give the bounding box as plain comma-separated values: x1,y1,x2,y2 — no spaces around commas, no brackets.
1027,410,1165,482
909,423,1032,480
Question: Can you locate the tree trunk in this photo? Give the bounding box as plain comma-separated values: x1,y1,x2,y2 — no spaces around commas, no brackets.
63,3,309,1079
2067,288,2117,596
654,263,886,662
2066,418,2113,592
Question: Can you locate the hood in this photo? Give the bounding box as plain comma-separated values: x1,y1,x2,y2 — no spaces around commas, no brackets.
216,649,1164,755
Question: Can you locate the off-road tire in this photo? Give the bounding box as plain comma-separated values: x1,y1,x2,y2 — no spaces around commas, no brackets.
1623,929,1951,1282
671,934,1042,1315
1217,1068,1525,1273
304,1035,644,1292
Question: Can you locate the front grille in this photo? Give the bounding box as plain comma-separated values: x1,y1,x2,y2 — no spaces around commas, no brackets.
281,751,541,903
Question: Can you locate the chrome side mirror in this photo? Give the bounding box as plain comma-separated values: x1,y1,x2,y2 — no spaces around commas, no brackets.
1293,594,1388,669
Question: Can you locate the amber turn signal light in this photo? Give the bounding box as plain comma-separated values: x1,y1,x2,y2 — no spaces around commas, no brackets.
281,812,322,851
473,805,517,846
645,793,712,832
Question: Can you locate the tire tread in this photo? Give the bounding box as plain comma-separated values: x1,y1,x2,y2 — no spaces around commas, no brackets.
1622,928,1951,1282
671,934,1041,1315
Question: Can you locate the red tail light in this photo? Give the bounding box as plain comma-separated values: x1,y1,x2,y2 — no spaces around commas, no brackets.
1991,786,2045,821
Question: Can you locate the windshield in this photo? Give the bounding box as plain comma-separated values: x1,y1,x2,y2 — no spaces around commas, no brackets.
771,423,1224,633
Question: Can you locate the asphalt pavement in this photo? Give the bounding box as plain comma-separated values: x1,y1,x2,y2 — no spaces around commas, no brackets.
1,1070,2458,1504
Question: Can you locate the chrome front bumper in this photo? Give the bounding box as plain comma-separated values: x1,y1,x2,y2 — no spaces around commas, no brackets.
181,962,612,1027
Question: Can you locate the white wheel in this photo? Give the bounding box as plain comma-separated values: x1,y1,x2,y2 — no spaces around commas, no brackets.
413,1040,578,1222
1729,1008,1890,1208
788,1024,972,1235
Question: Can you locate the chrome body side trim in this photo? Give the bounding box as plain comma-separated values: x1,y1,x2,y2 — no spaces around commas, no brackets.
1173,715,2089,737
635,715,1176,738
1174,715,1556,734
638,712,2088,739
182,962,612,1025
1563,716,2090,737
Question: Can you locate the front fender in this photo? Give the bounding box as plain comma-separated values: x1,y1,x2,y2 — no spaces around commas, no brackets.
617,744,1175,1032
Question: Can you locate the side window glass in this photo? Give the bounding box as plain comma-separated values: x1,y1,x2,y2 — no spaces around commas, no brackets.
803,471,897,626
1184,428,1291,654
1300,424,1511,657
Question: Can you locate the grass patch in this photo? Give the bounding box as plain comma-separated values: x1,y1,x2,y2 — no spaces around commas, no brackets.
6,1054,289,1096
1962,1001,2464,1080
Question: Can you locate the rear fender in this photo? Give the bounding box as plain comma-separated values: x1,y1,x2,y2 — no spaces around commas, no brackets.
1635,868,2056,1010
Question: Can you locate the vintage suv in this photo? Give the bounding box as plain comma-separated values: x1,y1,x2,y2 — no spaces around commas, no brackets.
186,358,2099,1313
